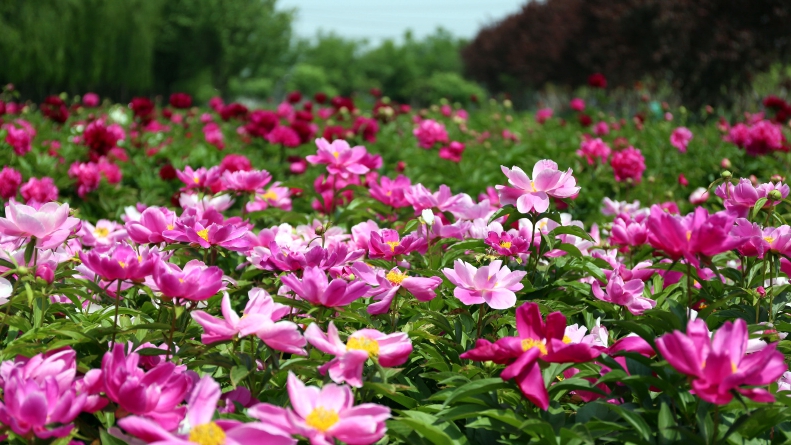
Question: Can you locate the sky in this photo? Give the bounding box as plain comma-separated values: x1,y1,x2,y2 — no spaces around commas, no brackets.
277,0,526,44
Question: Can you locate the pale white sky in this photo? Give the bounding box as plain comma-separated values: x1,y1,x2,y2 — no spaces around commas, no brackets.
278,0,526,43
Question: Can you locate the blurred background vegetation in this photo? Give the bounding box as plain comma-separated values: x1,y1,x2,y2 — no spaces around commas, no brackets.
0,0,790,109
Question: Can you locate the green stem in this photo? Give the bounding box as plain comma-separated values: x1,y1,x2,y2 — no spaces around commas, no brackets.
110,280,123,346
476,304,487,338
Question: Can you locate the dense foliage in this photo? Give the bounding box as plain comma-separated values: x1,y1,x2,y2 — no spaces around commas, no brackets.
2,87,791,444
463,0,791,107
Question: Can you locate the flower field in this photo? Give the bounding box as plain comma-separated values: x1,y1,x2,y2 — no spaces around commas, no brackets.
3,86,791,444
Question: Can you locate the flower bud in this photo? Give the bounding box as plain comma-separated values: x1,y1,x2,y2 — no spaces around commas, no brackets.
421,209,435,226
769,190,783,201
35,264,54,284
721,170,732,180
720,158,731,169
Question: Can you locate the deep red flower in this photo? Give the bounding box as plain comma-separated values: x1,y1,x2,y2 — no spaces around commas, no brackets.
41,96,69,123
286,91,302,104
588,73,607,89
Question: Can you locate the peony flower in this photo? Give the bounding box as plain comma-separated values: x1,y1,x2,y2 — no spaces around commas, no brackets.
280,266,369,308
0,167,22,200
671,127,693,153
413,119,448,149
610,146,646,183
306,138,370,178
461,302,600,409
249,372,391,445
163,221,250,252
442,259,527,309
577,137,611,165
647,205,743,264
368,229,427,260
690,187,709,205
245,182,293,212
19,177,59,204
438,141,465,162
484,231,529,256
126,206,178,244
655,318,787,404
0,201,80,249
267,125,301,148
351,262,442,314
153,259,225,301
305,322,412,387
591,273,655,315
497,160,580,213
82,92,100,107
68,161,102,197
192,288,306,354
80,242,158,282
535,108,553,124
221,170,272,193
570,98,585,111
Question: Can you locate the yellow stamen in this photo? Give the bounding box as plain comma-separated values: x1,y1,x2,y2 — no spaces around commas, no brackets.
261,190,278,201
499,241,512,249
305,407,340,432
188,422,226,445
386,270,407,286
521,338,548,355
686,231,692,241
332,151,340,159
118,261,126,268
193,177,200,184
530,181,537,192
764,236,775,243
562,335,572,344
385,240,400,252
197,228,210,242
347,336,380,358
167,224,174,230
731,362,738,373
94,227,109,238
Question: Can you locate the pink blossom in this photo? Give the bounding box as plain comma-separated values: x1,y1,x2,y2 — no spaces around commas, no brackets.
305,322,412,387
368,229,427,260
280,266,368,308
576,137,611,165
306,138,370,178
497,160,580,213
369,175,411,208
0,201,80,249
351,262,442,314
82,93,99,107
647,205,743,264
220,154,252,173
610,146,646,183
176,166,222,191
248,373,390,445
535,108,553,124
715,179,789,218
4,120,35,155
267,125,301,147
79,219,127,251
656,318,786,404
192,288,306,354
671,127,693,153
126,206,178,244
591,273,655,315
484,231,529,256
461,303,600,409
609,213,648,247
19,177,58,204
222,169,272,192
245,182,293,212
153,259,225,301
413,119,448,149
689,187,709,204
570,98,585,111
594,121,610,135
68,161,102,197
0,167,22,199
442,259,527,309
438,141,465,162
202,122,225,150
163,219,250,252
79,243,158,282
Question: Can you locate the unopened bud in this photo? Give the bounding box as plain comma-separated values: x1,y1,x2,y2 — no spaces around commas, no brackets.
721,170,732,180
769,190,783,201
36,264,54,284
421,209,435,226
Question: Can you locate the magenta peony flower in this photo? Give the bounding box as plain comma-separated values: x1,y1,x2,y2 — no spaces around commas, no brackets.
0,201,80,249
220,154,252,173
267,125,301,148
192,288,306,354
368,229,427,260
68,161,102,197
413,119,448,149
351,262,442,314
369,175,411,208
163,220,250,252
19,177,58,204
609,213,648,247
248,372,391,445
570,98,585,111
305,322,412,387
591,273,655,315
646,205,743,264
82,92,99,107
535,108,553,124
715,179,789,218
576,137,611,165
126,206,177,244
168,92,192,109
497,160,580,213
153,259,225,301
610,146,646,183
4,120,35,155
594,121,610,135
280,266,368,308
588,73,607,88
83,119,125,158
438,141,465,162
0,167,22,199
79,242,158,282
656,318,786,404
245,182,292,212
442,259,527,309
100,344,191,431
176,166,222,191
671,127,693,153
484,231,529,256
461,302,600,409
221,169,272,193
306,138,370,178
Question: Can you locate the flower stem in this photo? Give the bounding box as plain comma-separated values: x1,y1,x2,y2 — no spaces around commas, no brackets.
110,279,122,347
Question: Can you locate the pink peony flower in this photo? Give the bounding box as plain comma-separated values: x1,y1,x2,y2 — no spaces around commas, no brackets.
535,108,553,124
126,206,178,244
0,201,80,249
497,160,580,213
82,92,100,107
306,138,371,178
594,121,610,135
369,175,411,208
484,231,529,256
438,141,465,162
610,146,646,183
68,161,102,197
305,322,413,387
267,125,301,147
280,267,368,308
221,170,272,193
79,243,158,282
4,120,35,155
248,372,391,445
656,318,786,404
153,259,225,301
671,127,693,153
19,177,58,204
220,154,252,173
0,167,22,199
202,122,225,150
413,119,448,149
246,183,293,212
163,220,250,252
368,229,427,260
461,302,600,409
591,273,655,315
569,98,585,111
192,288,306,354
351,262,442,314
442,259,527,309
576,137,611,165
647,205,743,264
689,187,709,204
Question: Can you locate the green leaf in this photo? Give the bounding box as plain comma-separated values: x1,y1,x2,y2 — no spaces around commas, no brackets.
658,402,679,444
441,378,509,407
23,241,36,265
549,225,594,242
488,204,515,224
752,198,768,219
396,410,470,445
608,404,653,443
230,366,250,387
100,429,129,445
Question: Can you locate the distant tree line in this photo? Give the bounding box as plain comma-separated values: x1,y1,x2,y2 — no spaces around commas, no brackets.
462,0,791,107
